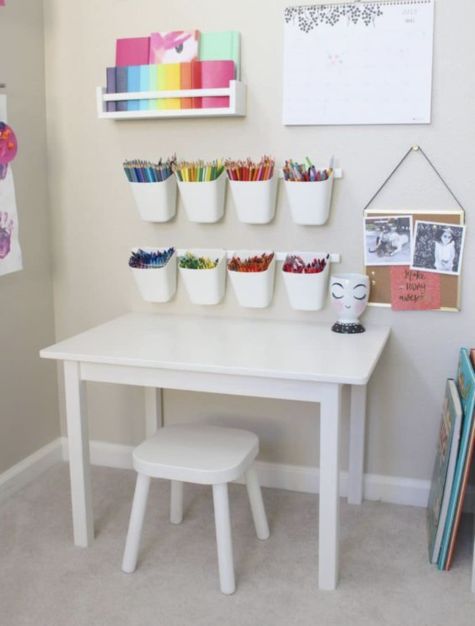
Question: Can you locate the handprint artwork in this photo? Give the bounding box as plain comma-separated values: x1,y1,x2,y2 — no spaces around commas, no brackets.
0,211,13,259
0,95,22,276
0,121,18,180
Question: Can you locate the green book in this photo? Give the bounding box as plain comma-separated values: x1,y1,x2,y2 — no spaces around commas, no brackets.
199,31,240,80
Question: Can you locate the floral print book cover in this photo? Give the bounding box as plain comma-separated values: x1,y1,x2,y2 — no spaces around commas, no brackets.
0,94,22,277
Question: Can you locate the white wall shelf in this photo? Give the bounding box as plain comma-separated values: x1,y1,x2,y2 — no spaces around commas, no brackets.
97,80,246,120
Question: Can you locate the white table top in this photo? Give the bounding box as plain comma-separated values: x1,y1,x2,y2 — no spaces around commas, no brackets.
40,313,390,385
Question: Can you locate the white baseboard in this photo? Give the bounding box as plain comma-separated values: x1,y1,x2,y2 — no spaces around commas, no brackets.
61,437,431,508
241,459,431,508
0,439,63,504
3,437,468,511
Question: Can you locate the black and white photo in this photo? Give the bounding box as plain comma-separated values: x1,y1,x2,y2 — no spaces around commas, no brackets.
364,215,412,266
411,221,465,276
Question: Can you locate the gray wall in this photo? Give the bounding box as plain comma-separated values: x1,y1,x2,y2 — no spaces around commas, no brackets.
42,0,475,482
0,0,59,473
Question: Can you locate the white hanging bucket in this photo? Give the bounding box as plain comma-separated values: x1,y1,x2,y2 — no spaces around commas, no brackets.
227,250,275,308
282,252,330,311
129,175,177,222
177,171,227,223
178,249,227,305
129,247,177,303
228,174,278,224
284,172,334,225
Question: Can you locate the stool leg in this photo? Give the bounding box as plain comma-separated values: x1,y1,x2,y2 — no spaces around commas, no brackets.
122,473,151,574
170,480,183,524
245,467,270,540
212,483,235,595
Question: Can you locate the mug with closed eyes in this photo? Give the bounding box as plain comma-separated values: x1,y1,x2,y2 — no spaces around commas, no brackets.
329,273,370,334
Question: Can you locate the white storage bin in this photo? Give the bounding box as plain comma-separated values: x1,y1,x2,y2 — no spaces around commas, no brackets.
284,172,334,225
228,174,278,224
178,249,226,305
177,171,227,223
282,252,330,311
130,247,177,303
129,175,177,222
227,250,275,308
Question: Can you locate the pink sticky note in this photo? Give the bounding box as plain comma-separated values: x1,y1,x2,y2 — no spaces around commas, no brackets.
0,1,5,7
390,266,441,311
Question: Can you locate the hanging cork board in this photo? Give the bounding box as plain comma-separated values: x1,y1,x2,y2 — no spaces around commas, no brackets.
364,209,464,311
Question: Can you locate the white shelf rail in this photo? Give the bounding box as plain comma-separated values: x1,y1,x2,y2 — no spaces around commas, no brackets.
97,80,246,119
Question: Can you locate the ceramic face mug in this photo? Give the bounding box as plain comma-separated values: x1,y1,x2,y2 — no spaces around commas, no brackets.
330,273,370,334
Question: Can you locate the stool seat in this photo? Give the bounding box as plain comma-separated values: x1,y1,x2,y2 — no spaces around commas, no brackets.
133,424,259,485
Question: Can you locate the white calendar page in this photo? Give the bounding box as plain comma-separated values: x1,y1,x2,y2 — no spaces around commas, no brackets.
282,1,434,125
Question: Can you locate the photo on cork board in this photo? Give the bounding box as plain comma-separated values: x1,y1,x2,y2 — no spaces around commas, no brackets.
364,215,413,266
411,221,466,276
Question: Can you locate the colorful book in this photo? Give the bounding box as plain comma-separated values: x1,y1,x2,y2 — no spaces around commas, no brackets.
106,67,116,112
147,65,168,110
126,66,141,111
116,37,150,66
199,31,240,80
149,31,199,64
427,379,463,563
115,66,128,112
155,65,167,110
138,65,150,111
191,60,202,109
438,348,475,569
201,60,234,108
147,65,158,110
161,63,181,110
180,62,193,110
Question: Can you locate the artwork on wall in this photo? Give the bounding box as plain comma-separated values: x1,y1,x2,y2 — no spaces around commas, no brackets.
0,94,23,276
282,0,434,125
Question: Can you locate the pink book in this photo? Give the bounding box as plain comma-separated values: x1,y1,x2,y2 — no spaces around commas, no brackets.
201,60,234,108
116,37,150,67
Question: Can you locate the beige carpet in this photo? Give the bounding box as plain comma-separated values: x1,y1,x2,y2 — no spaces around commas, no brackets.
0,463,473,626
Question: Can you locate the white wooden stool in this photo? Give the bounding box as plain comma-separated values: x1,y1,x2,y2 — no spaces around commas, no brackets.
122,424,270,594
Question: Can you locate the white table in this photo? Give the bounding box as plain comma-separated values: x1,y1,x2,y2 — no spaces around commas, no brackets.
40,313,390,590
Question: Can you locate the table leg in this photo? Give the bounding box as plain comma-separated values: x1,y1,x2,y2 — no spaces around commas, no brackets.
63,361,94,547
319,384,342,590
144,388,163,437
348,385,367,505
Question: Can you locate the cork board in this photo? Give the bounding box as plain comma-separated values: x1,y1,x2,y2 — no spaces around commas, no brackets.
364,209,464,311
